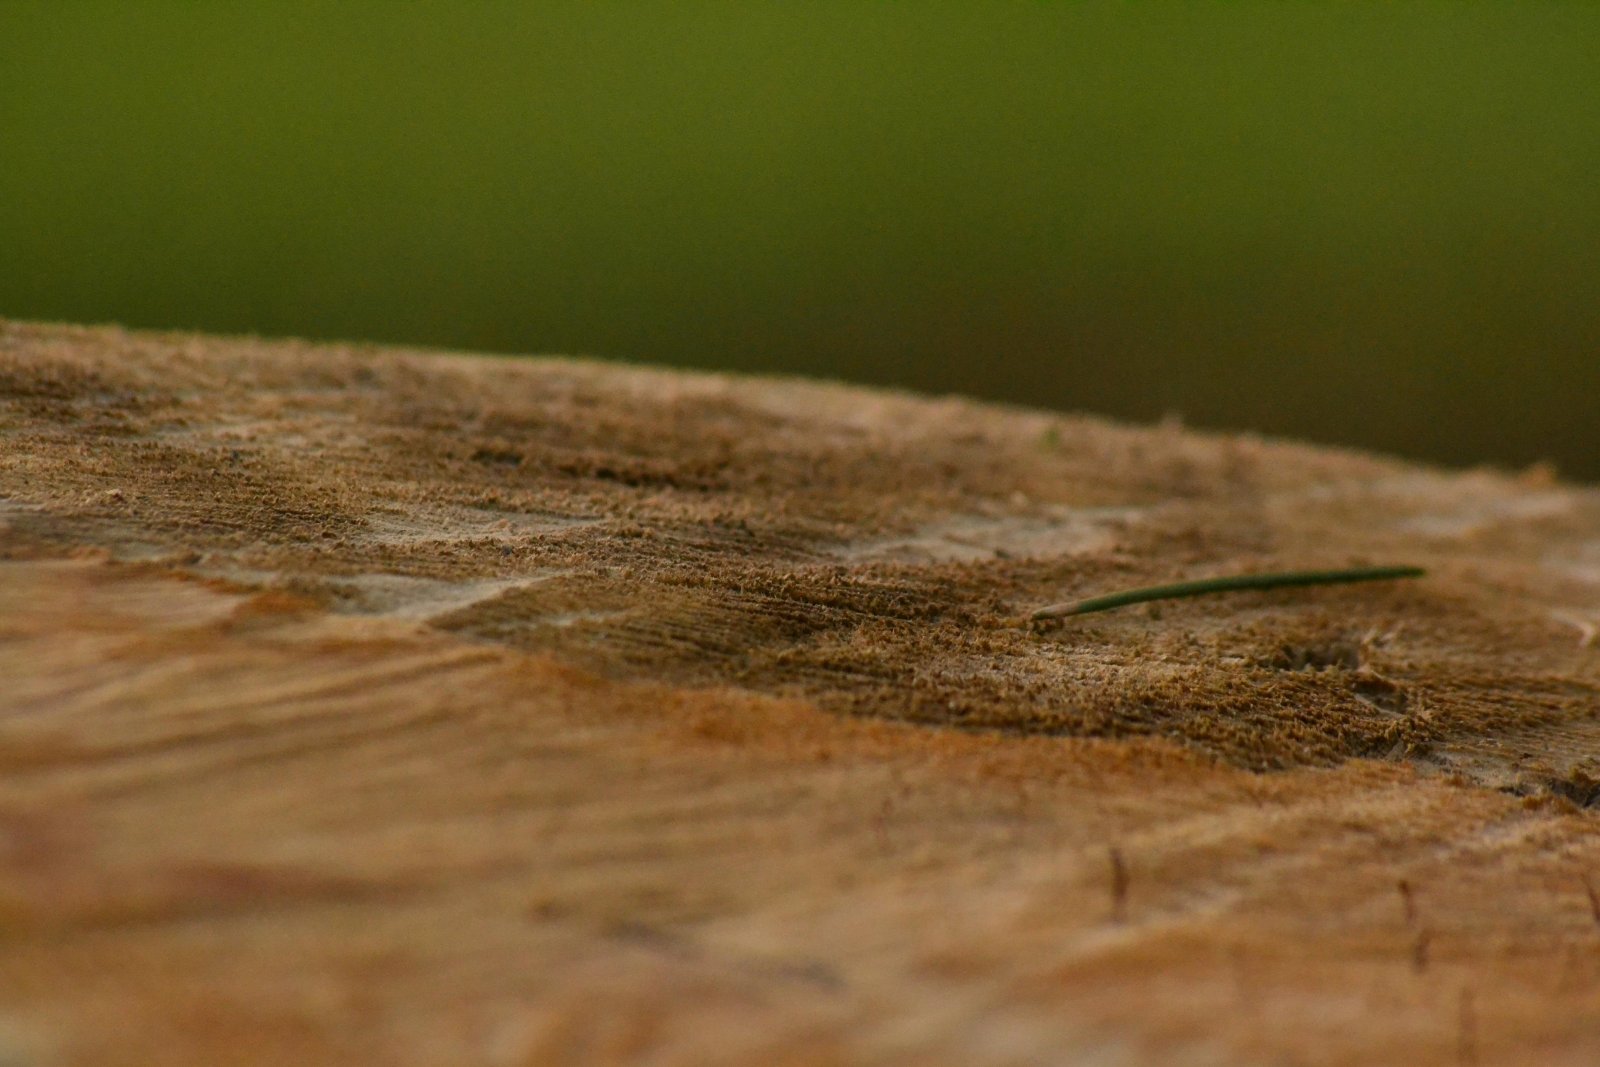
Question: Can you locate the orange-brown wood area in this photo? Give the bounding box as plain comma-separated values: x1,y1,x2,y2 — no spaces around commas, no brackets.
2,320,1599,1065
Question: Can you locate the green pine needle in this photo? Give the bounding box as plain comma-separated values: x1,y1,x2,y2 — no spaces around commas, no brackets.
1031,565,1425,621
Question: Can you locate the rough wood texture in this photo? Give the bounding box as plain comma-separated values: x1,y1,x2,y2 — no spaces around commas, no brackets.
2,319,1598,1065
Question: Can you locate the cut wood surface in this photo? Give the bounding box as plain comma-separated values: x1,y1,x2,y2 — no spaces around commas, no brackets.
2,319,1599,1065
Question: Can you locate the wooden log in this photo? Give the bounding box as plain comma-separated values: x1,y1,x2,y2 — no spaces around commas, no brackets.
1,319,1598,1065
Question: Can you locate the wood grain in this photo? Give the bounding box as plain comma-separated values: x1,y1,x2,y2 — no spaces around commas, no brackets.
2,320,1598,1065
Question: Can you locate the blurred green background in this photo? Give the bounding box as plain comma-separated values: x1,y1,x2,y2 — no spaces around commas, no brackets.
4,3,1597,476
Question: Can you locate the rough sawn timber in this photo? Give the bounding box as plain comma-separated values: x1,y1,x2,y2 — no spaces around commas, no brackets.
2,319,1599,1065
